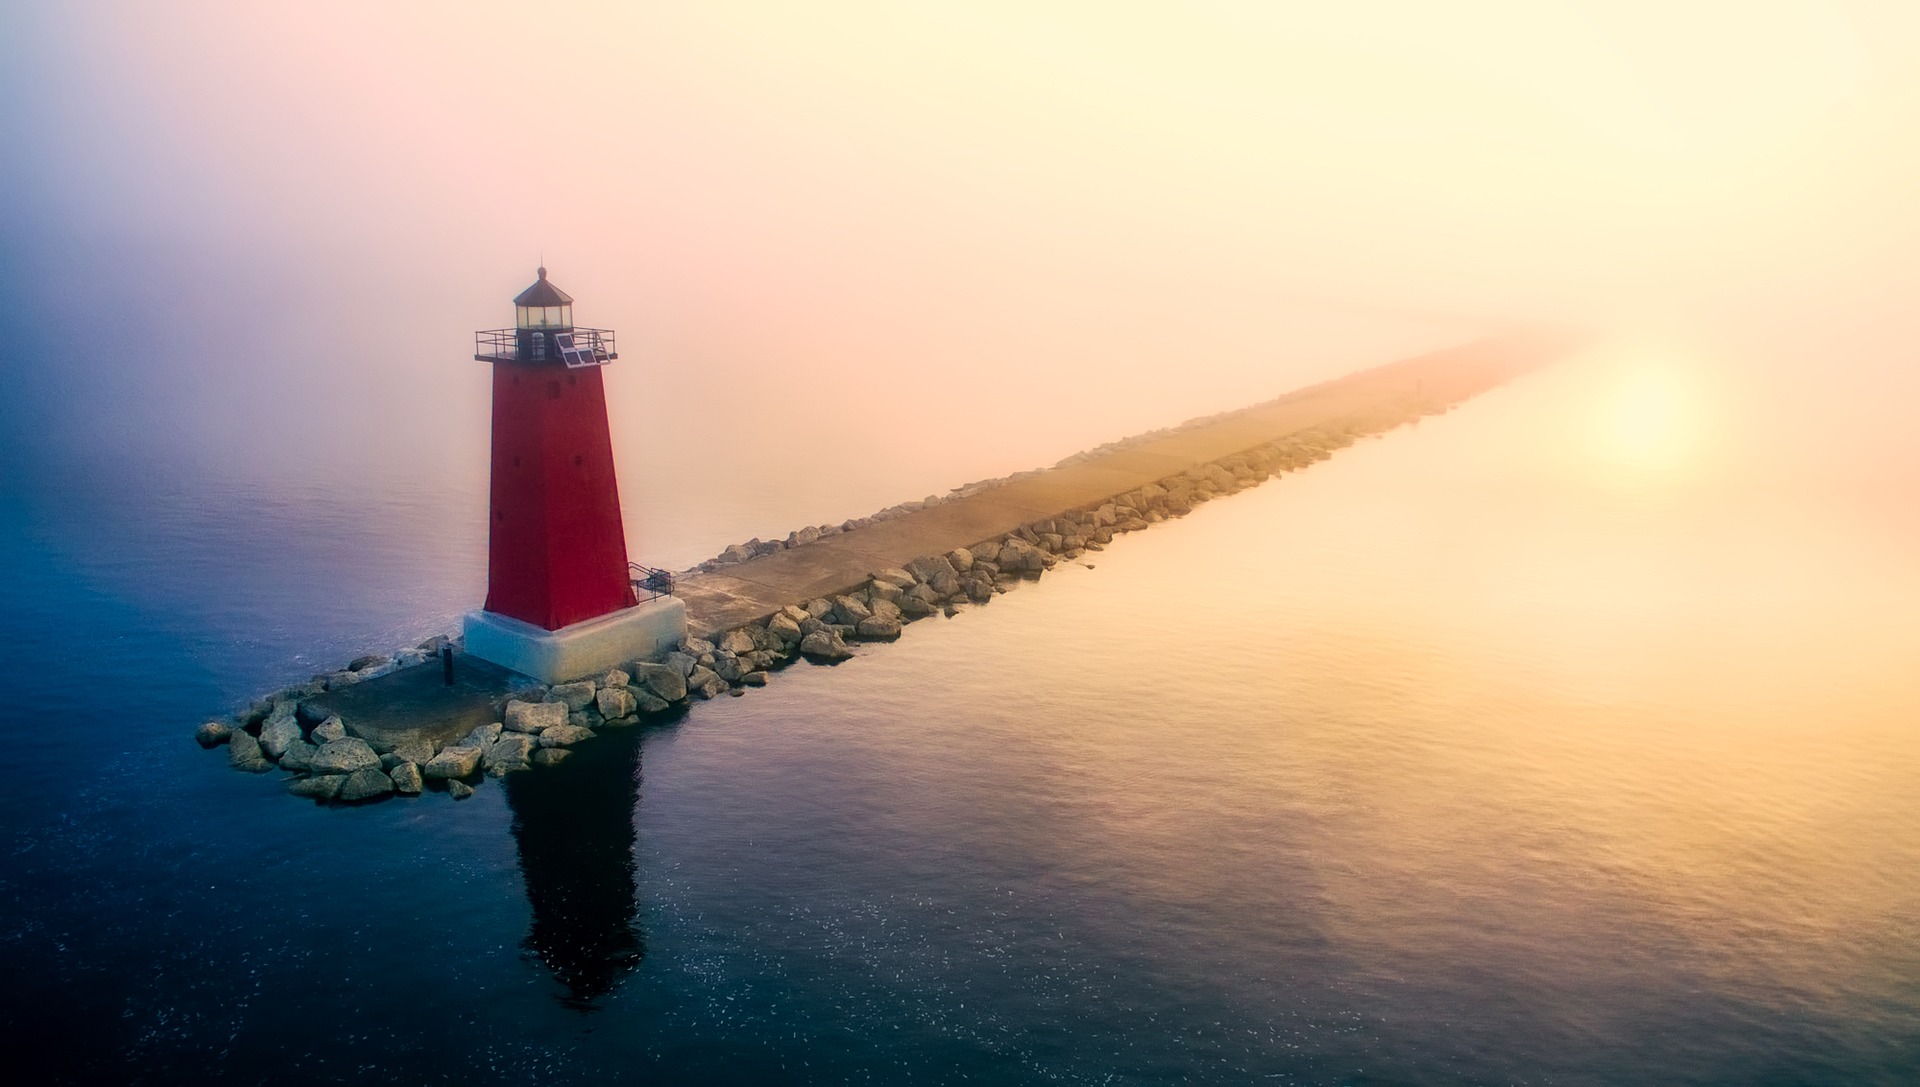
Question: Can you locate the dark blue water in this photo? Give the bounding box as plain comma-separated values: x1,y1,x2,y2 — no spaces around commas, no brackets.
3,351,1918,1085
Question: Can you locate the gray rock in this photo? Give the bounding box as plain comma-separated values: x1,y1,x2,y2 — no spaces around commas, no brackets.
664,651,697,678
830,595,872,625
280,740,318,773
530,748,571,768
447,780,475,800
348,654,388,671
798,630,854,661
898,594,937,619
855,616,903,640
631,688,671,714
194,721,232,748
717,629,756,656
538,724,596,748
310,737,381,775
568,710,592,729
684,637,717,657
288,775,344,799
766,614,804,646
871,567,917,590
595,686,636,719
422,745,483,779
310,716,347,744
460,722,503,750
803,598,834,620
228,731,272,772
687,667,728,698
712,656,748,683
740,671,769,687
947,547,974,572
483,735,534,775
545,682,597,712
866,579,903,603
258,714,303,761
866,597,902,622
629,663,688,702
389,761,423,794
391,737,437,765
295,701,333,727
598,669,630,689
905,554,959,586
339,767,395,802
504,700,566,733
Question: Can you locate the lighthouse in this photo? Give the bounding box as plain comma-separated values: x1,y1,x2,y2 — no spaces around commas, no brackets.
462,268,686,683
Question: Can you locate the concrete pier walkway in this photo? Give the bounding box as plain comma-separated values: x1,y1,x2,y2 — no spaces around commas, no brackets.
675,336,1558,638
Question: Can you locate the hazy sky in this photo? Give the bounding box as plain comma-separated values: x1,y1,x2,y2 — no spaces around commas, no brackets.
4,1,1917,545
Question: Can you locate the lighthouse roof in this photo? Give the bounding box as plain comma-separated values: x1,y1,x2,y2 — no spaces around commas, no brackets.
512,267,573,307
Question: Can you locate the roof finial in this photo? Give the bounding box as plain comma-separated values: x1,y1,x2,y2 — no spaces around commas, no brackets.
537,257,546,281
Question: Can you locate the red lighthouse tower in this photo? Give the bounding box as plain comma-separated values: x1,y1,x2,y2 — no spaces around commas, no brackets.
463,268,685,682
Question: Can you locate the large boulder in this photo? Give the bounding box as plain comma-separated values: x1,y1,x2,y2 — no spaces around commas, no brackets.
504,700,566,734
483,735,534,776
391,737,437,765
338,768,395,802
594,686,635,720
258,714,303,760
288,775,344,799
310,737,380,775
530,748,571,768
194,721,231,748
446,780,475,800
946,547,974,573
459,722,503,750
422,744,483,779
897,594,937,619
712,656,749,683
663,650,697,677
717,629,756,656
228,732,272,772
310,716,347,744
538,724,596,748
798,630,854,661
866,597,903,623
545,682,597,712
830,595,872,625
279,740,318,773
389,761,423,794
766,613,804,646
855,616,903,641
871,567,917,590
630,688,671,715
629,663,687,703
905,554,959,587
686,667,727,699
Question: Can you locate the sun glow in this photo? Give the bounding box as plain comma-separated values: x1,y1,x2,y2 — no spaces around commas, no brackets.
1586,358,1706,481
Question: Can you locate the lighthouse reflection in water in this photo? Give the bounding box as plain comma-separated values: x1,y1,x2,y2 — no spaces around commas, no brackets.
504,723,662,1008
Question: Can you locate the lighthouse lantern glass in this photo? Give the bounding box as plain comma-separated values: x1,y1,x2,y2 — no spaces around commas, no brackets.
516,303,571,330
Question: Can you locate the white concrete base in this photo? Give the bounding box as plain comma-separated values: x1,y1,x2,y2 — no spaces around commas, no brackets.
463,597,688,684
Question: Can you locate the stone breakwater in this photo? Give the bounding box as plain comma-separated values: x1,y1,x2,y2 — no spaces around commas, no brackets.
195,333,1563,803
192,391,1466,805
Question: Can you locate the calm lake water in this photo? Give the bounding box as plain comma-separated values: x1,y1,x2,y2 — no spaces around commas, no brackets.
2,340,1917,1085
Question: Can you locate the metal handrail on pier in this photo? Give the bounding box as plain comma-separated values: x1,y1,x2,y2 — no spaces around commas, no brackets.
629,562,675,601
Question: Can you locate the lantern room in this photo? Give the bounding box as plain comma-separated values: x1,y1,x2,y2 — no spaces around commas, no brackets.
514,267,573,330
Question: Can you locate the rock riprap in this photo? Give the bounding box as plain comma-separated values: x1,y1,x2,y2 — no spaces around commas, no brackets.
196,381,1503,808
